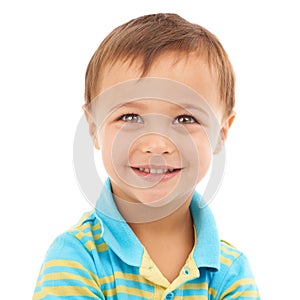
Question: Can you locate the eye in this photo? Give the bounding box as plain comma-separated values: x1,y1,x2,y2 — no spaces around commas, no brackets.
173,114,197,124
119,113,144,123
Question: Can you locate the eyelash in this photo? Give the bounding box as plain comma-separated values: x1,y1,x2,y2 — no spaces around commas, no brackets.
118,113,143,123
118,113,198,124
174,114,198,124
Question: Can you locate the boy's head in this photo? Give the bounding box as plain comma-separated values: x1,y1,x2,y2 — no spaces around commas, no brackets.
84,13,235,118
82,13,235,216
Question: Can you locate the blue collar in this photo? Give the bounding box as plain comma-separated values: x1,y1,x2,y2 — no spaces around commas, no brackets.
190,192,220,271
95,178,220,271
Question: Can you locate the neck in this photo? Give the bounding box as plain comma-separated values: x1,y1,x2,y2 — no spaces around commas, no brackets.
128,193,195,283
128,193,194,240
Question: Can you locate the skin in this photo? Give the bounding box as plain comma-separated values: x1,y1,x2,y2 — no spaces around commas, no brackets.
85,52,235,282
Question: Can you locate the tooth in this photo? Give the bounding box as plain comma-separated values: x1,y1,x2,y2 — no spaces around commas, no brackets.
140,168,172,174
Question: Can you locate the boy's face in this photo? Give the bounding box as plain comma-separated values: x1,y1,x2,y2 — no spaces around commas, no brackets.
87,53,234,207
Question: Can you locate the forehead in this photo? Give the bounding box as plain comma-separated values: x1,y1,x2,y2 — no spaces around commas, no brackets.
97,52,223,120
112,99,209,118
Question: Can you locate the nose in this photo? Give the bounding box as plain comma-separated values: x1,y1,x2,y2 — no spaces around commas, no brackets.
137,134,175,155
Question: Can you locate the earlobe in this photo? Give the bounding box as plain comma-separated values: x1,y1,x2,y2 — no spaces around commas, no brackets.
213,135,224,154
94,136,100,150
91,124,101,150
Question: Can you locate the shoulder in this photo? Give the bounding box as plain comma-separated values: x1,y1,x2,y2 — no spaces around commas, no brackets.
219,239,255,277
44,210,106,263
36,211,105,283
68,210,104,245
211,240,260,299
220,240,243,268
33,211,106,299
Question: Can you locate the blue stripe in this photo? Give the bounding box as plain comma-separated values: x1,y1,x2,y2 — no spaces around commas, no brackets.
101,278,153,292
104,292,151,300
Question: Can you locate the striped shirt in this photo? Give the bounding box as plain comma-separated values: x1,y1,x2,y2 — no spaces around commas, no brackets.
33,179,260,299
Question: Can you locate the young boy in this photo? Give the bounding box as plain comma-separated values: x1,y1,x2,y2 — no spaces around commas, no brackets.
33,13,260,299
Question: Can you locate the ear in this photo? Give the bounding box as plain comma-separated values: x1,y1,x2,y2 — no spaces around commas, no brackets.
214,110,236,154
82,104,100,150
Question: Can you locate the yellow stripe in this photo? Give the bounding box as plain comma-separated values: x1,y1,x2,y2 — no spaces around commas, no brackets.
75,231,92,240
36,272,98,290
98,271,151,285
37,263,144,289
231,290,260,298
220,255,233,266
84,240,108,252
96,242,108,252
34,285,97,299
175,296,208,300
39,270,146,287
37,259,100,285
209,287,218,298
181,283,217,298
84,240,96,251
36,263,158,299
221,245,240,258
73,227,103,243
183,282,208,289
103,285,153,298
75,231,101,242
94,233,101,240
220,278,257,299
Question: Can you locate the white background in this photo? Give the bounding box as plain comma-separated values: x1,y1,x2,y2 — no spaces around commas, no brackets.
1,0,299,299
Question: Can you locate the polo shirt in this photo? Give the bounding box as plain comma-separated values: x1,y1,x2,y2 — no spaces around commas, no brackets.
33,178,260,299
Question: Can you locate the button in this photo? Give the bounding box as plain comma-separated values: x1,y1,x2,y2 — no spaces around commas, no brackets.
165,292,174,300
183,266,190,275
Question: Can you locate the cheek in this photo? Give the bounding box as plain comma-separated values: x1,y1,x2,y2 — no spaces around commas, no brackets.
100,145,113,178
191,132,213,177
99,129,118,173
198,145,212,174
100,127,132,177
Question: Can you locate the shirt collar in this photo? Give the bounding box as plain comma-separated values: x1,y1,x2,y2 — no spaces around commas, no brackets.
190,192,220,271
95,178,220,271
95,178,144,267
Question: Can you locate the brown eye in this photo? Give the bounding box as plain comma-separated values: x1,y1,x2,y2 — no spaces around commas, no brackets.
120,113,144,123
173,115,197,124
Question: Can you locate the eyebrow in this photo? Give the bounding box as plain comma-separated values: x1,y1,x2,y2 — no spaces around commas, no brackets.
180,103,210,117
119,102,148,109
110,101,210,117
109,101,148,112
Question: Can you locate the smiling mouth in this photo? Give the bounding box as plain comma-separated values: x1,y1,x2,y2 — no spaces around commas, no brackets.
133,167,181,174
130,166,182,181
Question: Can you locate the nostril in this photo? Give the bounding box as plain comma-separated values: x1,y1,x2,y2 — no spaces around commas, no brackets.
138,134,175,155
145,150,170,155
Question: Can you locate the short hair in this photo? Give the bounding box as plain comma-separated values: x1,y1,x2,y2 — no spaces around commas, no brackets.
85,13,235,116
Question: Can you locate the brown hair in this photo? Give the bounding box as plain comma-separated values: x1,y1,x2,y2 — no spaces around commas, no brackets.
85,13,235,116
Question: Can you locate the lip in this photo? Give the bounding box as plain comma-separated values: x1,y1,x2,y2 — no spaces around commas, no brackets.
130,166,182,182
